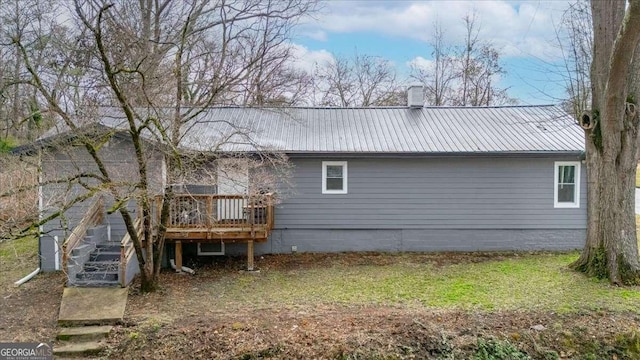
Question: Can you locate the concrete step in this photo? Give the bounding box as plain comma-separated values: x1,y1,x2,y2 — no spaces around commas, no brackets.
71,279,120,288
53,341,104,357
95,244,121,252
83,260,120,272
58,287,128,326
89,251,120,262
71,243,95,258
77,271,118,282
57,325,113,342
86,225,108,239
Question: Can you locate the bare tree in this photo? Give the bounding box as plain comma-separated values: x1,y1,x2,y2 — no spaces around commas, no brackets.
240,63,313,106
314,51,402,107
411,13,513,107
410,21,457,106
0,155,38,239
455,13,513,106
555,0,593,118
571,0,640,285
0,0,55,142
5,0,315,292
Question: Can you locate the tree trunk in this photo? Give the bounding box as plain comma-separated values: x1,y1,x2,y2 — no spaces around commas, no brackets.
571,0,640,285
572,118,640,284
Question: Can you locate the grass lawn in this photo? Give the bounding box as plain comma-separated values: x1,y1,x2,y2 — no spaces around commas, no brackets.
201,252,640,313
3,228,640,357
117,252,640,359
0,236,39,291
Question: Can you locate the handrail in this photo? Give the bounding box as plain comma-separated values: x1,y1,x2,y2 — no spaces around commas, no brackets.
62,196,104,269
120,217,142,286
155,193,275,231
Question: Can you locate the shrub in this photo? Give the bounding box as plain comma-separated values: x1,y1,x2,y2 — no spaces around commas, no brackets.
473,338,530,360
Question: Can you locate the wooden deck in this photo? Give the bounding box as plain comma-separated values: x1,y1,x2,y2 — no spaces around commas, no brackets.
155,193,275,270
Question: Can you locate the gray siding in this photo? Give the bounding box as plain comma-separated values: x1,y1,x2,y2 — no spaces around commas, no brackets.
263,156,587,253
224,228,585,255
39,136,163,271
275,157,587,230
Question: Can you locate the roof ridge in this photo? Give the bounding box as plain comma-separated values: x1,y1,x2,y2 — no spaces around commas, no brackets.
97,104,560,110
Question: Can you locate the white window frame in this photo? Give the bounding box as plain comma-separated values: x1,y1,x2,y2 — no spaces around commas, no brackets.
322,161,348,194
554,161,580,208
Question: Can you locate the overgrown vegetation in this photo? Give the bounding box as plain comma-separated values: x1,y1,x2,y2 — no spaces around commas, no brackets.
102,252,640,359
0,137,15,153
473,339,530,360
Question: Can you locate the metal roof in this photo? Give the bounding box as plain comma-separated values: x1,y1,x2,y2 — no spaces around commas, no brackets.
41,105,585,155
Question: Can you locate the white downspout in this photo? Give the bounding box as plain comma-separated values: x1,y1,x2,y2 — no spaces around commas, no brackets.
54,235,60,271
14,267,41,287
169,259,195,274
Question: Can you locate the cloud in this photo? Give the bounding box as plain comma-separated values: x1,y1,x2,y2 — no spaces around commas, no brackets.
288,44,335,73
301,30,329,42
407,56,434,72
301,0,573,60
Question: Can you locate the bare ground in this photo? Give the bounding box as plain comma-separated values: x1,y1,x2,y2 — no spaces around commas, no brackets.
2,253,640,359
0,272,64,342
107,254,640,359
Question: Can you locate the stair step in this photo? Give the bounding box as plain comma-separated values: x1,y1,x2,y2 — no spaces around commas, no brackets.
84,261,120,272
77,271,118,281
86,225,107,237
71,279,120,287
89,252,120,261
96,243,120,251
57,325,113,341
53,341,104,357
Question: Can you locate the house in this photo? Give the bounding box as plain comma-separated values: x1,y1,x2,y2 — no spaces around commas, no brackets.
14,87,586,286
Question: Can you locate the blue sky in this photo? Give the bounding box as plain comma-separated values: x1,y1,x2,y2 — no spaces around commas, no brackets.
291,0,576,105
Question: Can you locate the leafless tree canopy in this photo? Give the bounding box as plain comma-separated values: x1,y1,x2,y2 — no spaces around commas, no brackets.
0,0,60,142
411,13,515,107
0,0,315,291
313,52,403,107
555,0,593,118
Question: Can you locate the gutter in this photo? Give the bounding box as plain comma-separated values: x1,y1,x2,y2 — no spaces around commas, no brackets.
285,151,586,159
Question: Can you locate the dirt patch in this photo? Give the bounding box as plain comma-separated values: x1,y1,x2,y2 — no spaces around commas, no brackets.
0,272,65,342
104,254,640,359
108,302,640,359
2,252,640,359
188,251,533,271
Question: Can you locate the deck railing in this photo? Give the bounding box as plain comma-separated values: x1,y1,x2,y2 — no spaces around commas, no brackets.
154,193,275,230
62,196,104,268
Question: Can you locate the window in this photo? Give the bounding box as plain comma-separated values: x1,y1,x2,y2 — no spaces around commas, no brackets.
322,161,347,194
554,161,580,208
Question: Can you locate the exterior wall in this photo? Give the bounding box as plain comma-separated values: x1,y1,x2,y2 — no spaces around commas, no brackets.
41,146,588,267
253,156,587,254
39,136,164,271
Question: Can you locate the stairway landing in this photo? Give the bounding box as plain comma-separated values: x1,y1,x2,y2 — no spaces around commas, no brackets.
58,287,128,326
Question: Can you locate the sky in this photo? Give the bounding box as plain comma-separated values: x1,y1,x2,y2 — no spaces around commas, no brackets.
290,0,577,105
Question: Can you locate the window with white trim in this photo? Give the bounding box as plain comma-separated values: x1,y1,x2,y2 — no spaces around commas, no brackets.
322,161,347,194
554,161,580,208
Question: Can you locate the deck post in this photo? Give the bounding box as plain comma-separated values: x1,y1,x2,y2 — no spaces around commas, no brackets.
175,241,183,273
247,240,254,271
